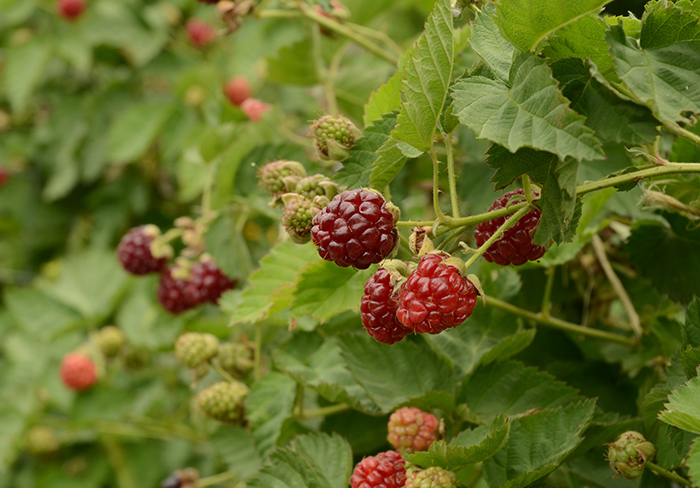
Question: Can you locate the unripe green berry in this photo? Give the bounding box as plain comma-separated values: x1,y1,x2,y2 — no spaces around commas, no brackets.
607,431,655,479
281,194,326,244
95,325,126,358
257,160,307,197
217,342,254,378
174,333,219,369
294,174,336,200
25,426,59,457
311,115,359,161
195,381,249,423
405,466,457,488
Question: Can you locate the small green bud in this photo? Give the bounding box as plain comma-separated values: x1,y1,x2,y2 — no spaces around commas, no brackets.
94,325,126,358
607,431,655,479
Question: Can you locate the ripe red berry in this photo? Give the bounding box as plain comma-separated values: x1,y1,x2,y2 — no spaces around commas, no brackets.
350,450,406,488
224,76,252,106
60,353,97,391
396,253,477,334
387,407,439,454
360,267,410,345
57,0,85,20
240,98,270,122
158,267,198,314
189,259,237,304
117,225,168,275
474,189,547,266
186,19,216,47
311,189,398,269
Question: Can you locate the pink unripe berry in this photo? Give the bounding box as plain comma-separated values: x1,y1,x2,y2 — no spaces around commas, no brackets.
224,76,252,106
186,19,217,48
240,98,270,122
57,0,85,20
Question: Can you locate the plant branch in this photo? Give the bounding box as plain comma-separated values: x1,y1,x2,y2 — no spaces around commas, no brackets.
430,147,448,221
463,206,531,270
576,163,700,196
197,470,240,487
100,436,138,488
663,120,700,147
522,174,537,206
485,296,634,346
646,462,694,487
445,134,460,218
211,360,236,383
294,403,350,419
541,266,555,317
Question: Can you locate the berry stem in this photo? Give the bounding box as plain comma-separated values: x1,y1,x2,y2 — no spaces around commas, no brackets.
540,266,555,317
576,162,700,196
430,147,449,222
662,120,700,148
346,22,405,56
463,206,531,271
646,462,694,487
100,436,138,488
210,359,236,383
197,470,240,487
445,133,461,219
521,174,536,206
591,234,643,338
294,403,350,419
484,296,635,346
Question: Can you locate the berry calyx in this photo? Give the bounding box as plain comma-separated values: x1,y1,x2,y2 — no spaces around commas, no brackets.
311,115,359,161
174,332,219,369
240,98,270,121
189,258,237,304
95,325,126,358
117,225,169,275
396,253,478,334
157,266,198,314
217,341,254,377
195,381,249,423
60,353,98,391
224,76,252,106
186,19,217,47
387,406,439,453
474,189,547,266
350,450,406,488
57,0,85,20
311,189,399,269
607,431,656,480
281,194,326,244
361,266,411,345
405,467,457,488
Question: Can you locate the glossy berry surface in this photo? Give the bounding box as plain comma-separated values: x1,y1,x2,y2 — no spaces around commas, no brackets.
157,267,198,314
60,353,97,391
117,226,167,275
350,450,406,488
189,260,236,304
224,76,252,106
58,0,85,20
387,407,439,453
240,98,270,121
396,254,477,334
186,19,216,47
360,268,410,344
311,189,397,269
474,189,547,266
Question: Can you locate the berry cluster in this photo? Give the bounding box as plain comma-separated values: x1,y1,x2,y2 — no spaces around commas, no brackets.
223,73,270,122
116,222,237,314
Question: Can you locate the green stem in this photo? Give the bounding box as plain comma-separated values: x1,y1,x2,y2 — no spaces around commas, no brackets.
646,462,694,487
541,267,556,317
397,219,437,228
522,174,536,206
576,163,700,196
298,4,398,64
445,134,460,219
211,360,236,383
197,470,240,487
485,296,634,346
294,403,350,419
463,206,531,270
346,22,405,56
437,202,530,235
254,0,275,16
256,8,302,19
663,120,700,147
430,147,448,221
101,436,138,488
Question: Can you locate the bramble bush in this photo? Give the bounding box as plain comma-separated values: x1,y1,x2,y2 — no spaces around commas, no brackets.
3,0,700,487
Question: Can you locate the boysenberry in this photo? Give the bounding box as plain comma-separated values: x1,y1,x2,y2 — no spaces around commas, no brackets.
360,267,410,344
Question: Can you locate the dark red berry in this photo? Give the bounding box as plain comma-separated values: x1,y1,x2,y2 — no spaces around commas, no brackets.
474,189,547,266
396,254,477,334
57,0,85,20
360,268,410,344
224,76,252,106
186,19,216,47
350,450,406,488
158,267,198,314
117,226,168,275
60,353,97,391
311,189,398,269
189,260,237,304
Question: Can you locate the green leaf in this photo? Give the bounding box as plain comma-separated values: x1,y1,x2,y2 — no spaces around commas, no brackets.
451,52,604,162
533,157,580,245
688,437,700,486
640,0,700,49
607,22,700,124
363,51,413,127
266,38,317,86
482,400,596,488
407,416,510,469
107,101,174,164
659,374,700,435
470,3,515,82
684,299,700,348
246,373,297,456
486,145,556,189
5,289,83,340
458,360,582,422
290,261,373,323
230,242,319,325
337,334,455,413
209,426,262,480
2,38,52,113
627,213,700,304
389,0,454,153
335,112,398,188
551,58,658,145
368,139,408,189
494,0,612,52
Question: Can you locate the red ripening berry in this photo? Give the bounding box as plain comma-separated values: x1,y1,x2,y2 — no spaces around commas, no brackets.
396,253,477,334
0,168,9,188
360,267,410,345
60,353,97,391
311,189,398,269
350,450,406,488
116,225,168,275
474,189,548,266
57,0,85,20
224,76,252,106
240,98,270,122
157,267,199,314
186,19,216,47
387,407,439,454
189,260,237,304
